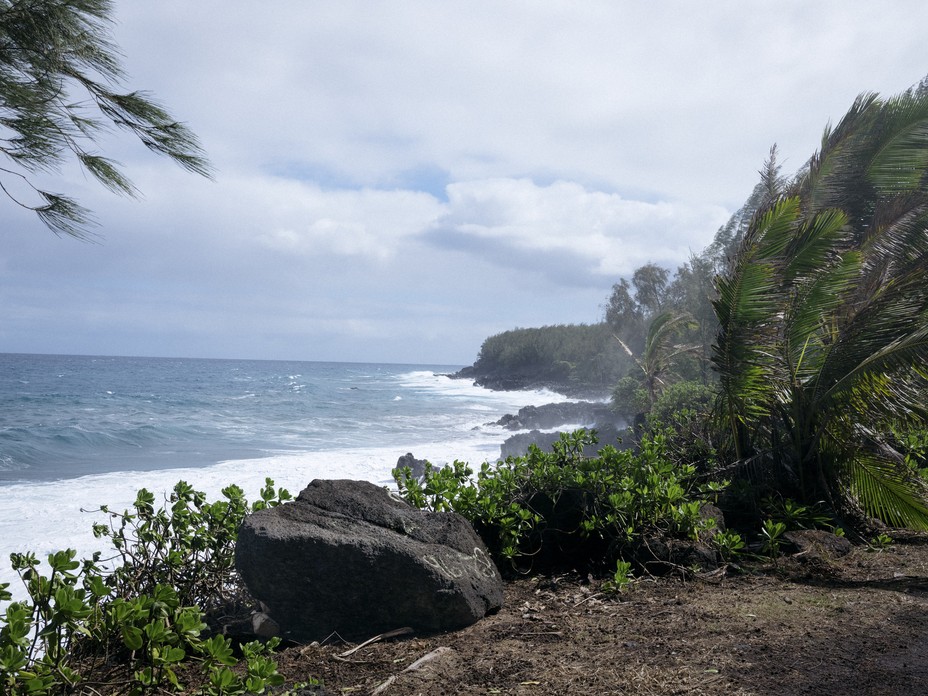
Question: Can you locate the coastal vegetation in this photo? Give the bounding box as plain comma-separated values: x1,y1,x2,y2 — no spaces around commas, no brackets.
453,78,928,547
0,480,304,695
394,429,729,576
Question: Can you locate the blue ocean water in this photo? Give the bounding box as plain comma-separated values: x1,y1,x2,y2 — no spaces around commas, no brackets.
0,353,570,591
0,353,564,484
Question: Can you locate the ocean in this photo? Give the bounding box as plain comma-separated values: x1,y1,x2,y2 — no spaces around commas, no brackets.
0,353,567,594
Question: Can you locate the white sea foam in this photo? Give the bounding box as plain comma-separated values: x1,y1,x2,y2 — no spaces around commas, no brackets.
395,371,568,407
0,431,505,598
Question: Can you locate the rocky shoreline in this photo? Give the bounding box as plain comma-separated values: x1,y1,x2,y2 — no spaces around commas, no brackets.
395,372,622,474
396,397,625,477
435,371,625,462
493,401,626,459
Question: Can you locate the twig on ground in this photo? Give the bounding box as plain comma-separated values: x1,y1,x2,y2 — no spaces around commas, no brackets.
371,646,454,695
337,627,414,658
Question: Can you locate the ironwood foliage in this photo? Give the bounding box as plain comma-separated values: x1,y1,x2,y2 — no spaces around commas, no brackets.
0,0,212,236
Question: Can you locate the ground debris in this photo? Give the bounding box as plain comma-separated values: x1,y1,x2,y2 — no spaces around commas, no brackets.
270,537,928,695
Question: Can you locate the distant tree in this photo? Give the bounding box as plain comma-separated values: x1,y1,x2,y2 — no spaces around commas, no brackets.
631,263,669,317
604,263,670,355
0,0,212,237
604,278,640,326
665,254,717,381
706,145,785,270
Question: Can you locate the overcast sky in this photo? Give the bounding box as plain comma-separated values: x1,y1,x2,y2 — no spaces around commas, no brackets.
2,1,928,365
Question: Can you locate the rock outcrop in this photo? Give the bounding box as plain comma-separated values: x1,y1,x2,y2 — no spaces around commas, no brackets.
395,452,428,480
783,529,853,560
495,402,617,431
495,401,626,459
499,426,626,459
235,479,504,642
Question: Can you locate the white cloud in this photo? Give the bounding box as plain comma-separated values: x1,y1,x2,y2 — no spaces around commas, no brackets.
5,1,928,362
432,178,729,280
115,2,928,207
251,181,444,260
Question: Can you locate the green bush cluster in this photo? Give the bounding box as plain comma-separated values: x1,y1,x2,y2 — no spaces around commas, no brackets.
88,479,286,612
0,478,315,696
394,429,727,573
891,423,928,482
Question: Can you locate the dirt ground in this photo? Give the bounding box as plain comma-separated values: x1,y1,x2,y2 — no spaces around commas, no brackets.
271,533,928,695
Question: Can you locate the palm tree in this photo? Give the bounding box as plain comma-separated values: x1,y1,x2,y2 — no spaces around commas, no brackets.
616,311,698,407
712,83,928,530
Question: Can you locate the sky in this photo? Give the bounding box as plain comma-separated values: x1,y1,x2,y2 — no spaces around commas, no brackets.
3,1,928,366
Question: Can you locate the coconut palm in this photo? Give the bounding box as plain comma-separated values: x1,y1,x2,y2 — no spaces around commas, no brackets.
616,310,699,407
712,83,928,530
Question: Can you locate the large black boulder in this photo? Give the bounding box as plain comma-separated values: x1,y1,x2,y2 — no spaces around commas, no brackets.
235,479,504,642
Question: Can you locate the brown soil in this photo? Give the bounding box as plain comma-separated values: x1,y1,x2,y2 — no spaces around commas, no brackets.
270,534,928,695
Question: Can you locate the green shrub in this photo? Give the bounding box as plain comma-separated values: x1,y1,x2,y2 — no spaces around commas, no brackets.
646,380,715,427
0,478,301,696
760,496,834,532
712,530,745,561
610,376,649,421
760,519,787,560
602,559,634,593
89,478,290,611
394,429,726,573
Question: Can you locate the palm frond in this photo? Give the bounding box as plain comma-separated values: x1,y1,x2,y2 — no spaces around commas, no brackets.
752,196,802,260
866,91,928,196
784,251,862,380
846,452,928,530
821,324,928,418
783,208,850,282
793,92,880,213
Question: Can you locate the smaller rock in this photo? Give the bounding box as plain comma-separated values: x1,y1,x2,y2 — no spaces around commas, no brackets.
631,534,720,574
783,529,852,560
395,452,428,480
251,612,279,639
